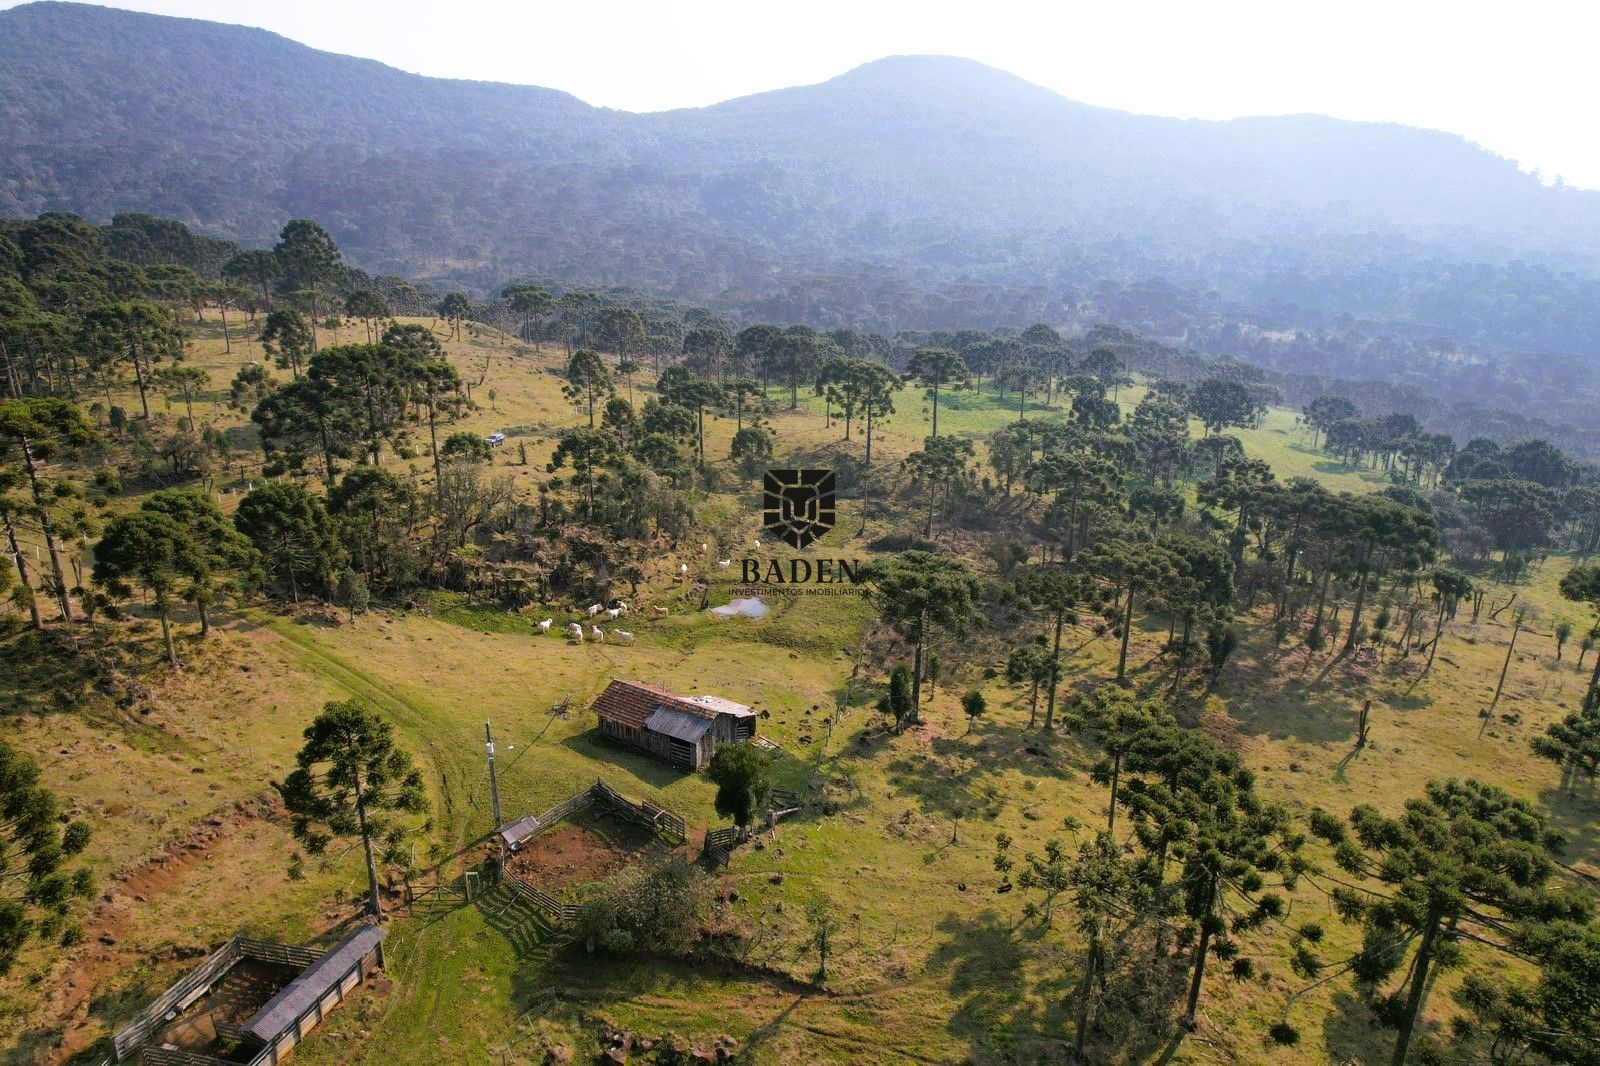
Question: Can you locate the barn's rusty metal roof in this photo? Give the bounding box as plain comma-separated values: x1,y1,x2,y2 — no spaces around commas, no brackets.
590,679,751,729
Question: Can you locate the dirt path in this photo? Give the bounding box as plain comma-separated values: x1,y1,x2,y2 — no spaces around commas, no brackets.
47,793,280,1063
265,620,480,844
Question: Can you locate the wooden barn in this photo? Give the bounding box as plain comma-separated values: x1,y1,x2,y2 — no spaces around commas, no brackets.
592,678,756,770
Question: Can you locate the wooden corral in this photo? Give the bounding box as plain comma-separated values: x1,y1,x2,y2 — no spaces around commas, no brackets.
491,779,687,924
112,926,384,1065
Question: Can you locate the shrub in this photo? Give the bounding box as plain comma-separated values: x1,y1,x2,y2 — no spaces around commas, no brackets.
877,664,914,728
573,861,714,955
962,689,986,718
440,431,490,464
706,743,773,827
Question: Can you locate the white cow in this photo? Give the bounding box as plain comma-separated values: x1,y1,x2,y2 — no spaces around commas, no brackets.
717,559,731,570
605,607,623,620
613,630,635,644
678,563,689,577
536,618,553,633
590,625,605,644
565,622,584,641
586,603,603,617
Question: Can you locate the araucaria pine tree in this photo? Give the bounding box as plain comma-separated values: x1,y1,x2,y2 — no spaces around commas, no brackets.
1309,778,1590,1065
278,700,428,919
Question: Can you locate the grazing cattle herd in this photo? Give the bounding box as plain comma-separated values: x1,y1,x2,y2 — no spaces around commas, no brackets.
543,550,731,643
551,599,648,644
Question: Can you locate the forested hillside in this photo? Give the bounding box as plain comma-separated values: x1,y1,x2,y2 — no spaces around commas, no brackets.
7,0,1600,1057
4,1,1600,367
4,209,1600,1064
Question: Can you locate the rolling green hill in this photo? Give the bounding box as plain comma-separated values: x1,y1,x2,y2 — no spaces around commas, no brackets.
4,2,1600,356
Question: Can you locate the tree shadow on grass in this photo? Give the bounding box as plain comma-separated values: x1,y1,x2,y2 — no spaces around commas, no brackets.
827,674,885,717
0,626,109,715
935,716,1090,780
4,1029,109,1066
1320,988,1389,1064
1332,739,1371,783
879,717,1090,828
926,910,1028,1044
771,746,873,834
1538,784,1600,874
474,880,556,962
1205,641,1364,745
739,994,808,1061
1212,678,1359,745
1311,459,1388,484
1383,689,1433,711
929,910,1189,1064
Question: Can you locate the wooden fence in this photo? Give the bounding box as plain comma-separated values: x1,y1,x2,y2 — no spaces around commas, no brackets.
497,780,686,856
112,935,337,1060
213,1021,250,1043
138,1047,243,1066
237,938,321,968
504,872,578,923
408,883,463,910
703,826,739,868
405,870,479,912
114,938,245,1059
704,827,740,848
538,789,596,826
114,930,385,1066
641,801,688,842
698,786,803,867
589,780,687,843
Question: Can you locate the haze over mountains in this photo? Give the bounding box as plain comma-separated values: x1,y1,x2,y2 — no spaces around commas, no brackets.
3,1,1600,356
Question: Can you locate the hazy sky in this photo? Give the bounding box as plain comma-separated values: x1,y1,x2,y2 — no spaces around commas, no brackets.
13,0,1598,188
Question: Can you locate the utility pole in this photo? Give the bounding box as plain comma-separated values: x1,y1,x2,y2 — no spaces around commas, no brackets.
484,720,502,829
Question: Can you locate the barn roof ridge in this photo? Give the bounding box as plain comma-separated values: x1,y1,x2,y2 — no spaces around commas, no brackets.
592,678,752,730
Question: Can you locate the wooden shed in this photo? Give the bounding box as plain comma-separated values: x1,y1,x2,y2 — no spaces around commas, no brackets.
591,679,756,770
239,924,385,1062
112,924,384,1065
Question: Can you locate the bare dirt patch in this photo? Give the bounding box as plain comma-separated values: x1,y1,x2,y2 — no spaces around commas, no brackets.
503,816,658,892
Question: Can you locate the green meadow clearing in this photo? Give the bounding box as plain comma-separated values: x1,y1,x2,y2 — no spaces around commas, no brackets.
4,318,1595,1065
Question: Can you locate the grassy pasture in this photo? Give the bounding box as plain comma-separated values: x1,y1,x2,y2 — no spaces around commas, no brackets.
2,317,1595,1064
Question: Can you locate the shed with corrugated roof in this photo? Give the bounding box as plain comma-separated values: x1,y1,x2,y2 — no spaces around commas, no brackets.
591,679,756,769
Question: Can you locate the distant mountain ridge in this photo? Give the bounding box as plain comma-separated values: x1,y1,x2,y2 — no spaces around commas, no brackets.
3,1,1599,350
